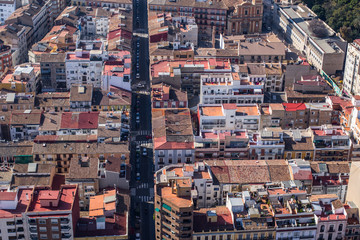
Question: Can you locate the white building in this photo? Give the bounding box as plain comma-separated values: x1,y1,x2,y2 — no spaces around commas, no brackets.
65,50,107,89
10,111,41,141
0,0,16,23
343,40,360,96
12,64,39,93
152,108,195,171
198,103,260,132
274,3,347,75
200,72,264,104
249,129,285,160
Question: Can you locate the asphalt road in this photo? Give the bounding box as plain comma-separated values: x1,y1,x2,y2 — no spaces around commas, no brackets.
129,0,155,239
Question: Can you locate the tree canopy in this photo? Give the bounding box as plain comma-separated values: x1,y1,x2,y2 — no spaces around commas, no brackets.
302,0,360,41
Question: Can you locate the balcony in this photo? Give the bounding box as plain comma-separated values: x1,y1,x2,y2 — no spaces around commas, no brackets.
28,219,36,225
29,227,37,233
61,234,72,239
60,218,70,225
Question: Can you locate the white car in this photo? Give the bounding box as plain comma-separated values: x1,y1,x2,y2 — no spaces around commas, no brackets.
142,148,147,156
136,233,141,240
136,73,140,78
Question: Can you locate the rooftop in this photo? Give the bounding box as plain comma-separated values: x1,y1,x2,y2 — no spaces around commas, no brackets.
60,112,99,129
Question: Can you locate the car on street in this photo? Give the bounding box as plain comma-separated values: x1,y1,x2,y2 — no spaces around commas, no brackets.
142,148,147,156
136,145,140,152
136,233,141,240
136,73,140,78
136,172,140,180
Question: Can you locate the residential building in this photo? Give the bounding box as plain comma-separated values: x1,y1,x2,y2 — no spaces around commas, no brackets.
249,128,285,160
9,110,42,141
102,51,132,92
148,0,228,36
195,129,249,160
0,23,28,65
269,187,317,240
200,72,264,104
69,84,93,111
198,103,260,131
0,141,33,163
35,92,70,112
285,75,334,103
32,141,129,174
39,53,67,91
25,185,80,240
6,1,50,51
66,157,99,210
152,108,195,170
11,163,56,189
344,201,360,240
98,156,130,190
0,0,16,24
151,59,231,99
310,161,350,202
288,159,313,193
0,92,35,112
154,172,193,240
152,83,188,109
65,50,106,89
284,129,314,160
154,162,216,208
311,125,352,161
75,188,129,239
0,39,12,74
226,0,263,35
274,3,347,75
311,195,347,240
343,39,360,96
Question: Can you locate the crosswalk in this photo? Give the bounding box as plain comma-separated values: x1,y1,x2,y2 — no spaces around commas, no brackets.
138,183,149,189
137,195,153,202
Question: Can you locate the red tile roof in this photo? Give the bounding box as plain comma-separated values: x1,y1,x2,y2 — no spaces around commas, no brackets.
0,192,17,201
60,112,99,129
282,103,306,111
0,188,33,218
193,206,234,232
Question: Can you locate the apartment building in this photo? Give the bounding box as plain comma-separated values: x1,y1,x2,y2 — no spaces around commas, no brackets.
311,195,347,240
310,161,349,202
0,40,12,73
0,23,28,66
25,185,80,240
9,64,41,93
11,163,56,189
151,59,231,99
32,141,129,174
0,0,16,24
9,110,42,141
0,92,35,112
6,1,50,51
343,39,360,96
249,128,285,160
195,129,249,160
0,141,34,163
35,92,70,112
200,72,264,104
198,103,260,132
102,51,132,92
274,3,347,75
154,175,193,240
288,159,313,193
226,0,263,35
71,0,132,9
152,108,195,171
98,156,130,190
77,7,111,38
284,129,314,160
66,157,99,210
152,83,188,109
155,163,216,209
311,125,352,161
269,187,317,240
0,185,80,240
69,84,93,111
39,53,67,91
65,50,106,89
148,0,228,36
285,75,334,103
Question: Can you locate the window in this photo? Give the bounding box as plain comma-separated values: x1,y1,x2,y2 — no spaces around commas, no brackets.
39,220,46,225
244,10,248,15
40,234,47,239
52,234,60,239
320,225,325,232
339,224,343,231
39,227,47,232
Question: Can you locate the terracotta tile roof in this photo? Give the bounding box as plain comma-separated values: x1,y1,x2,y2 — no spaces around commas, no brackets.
266,160,291,182
283,103,306,111
0,192,17,201
326,162,350,173
193,206,234,232
60,112,99,129
206,160,270,184
0,188,33,218
67,157,99,179
152,108,194,150
10,111,42,125
284,137,314,151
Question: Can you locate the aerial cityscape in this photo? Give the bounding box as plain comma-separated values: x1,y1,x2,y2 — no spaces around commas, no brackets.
0,0,359,239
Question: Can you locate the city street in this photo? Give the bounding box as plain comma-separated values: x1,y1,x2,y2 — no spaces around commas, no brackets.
129,0,155,239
